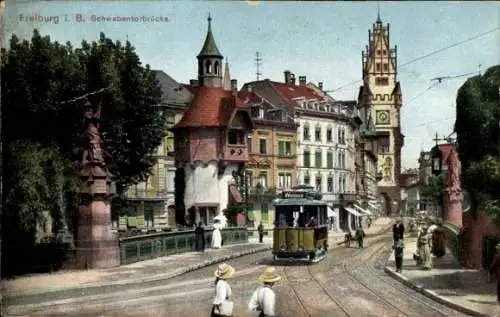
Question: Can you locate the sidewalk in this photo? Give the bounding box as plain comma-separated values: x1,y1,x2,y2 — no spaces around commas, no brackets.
385,236,499,317
3,240,272,298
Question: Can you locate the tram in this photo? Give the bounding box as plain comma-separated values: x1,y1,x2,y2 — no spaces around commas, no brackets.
272,185,329,263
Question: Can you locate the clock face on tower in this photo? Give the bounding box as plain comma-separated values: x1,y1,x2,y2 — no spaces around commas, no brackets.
376,110,390,125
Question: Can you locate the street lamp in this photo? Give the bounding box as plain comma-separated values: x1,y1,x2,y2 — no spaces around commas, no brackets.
431,144,442,176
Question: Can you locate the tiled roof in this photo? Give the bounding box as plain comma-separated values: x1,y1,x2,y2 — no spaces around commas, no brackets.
152,70,193,106
173,87,251,129
269,82,325,104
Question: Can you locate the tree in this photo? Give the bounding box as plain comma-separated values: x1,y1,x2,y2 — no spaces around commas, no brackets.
420,174,446,216
1,30,166,274
455,65,500,220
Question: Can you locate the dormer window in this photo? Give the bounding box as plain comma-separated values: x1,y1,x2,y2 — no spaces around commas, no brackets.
259,108,264,119
228,130,245,145
251,106,264,120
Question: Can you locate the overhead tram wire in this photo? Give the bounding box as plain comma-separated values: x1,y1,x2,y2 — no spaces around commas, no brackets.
325,27,500,93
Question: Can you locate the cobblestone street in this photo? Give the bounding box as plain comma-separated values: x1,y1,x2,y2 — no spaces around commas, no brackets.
7,231,472,317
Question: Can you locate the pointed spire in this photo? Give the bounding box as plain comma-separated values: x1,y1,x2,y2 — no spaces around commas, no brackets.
376,1,382,24
222,57,231,91
198,13,222,58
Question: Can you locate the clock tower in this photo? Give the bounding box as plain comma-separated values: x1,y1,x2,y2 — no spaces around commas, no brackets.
359,13,404,216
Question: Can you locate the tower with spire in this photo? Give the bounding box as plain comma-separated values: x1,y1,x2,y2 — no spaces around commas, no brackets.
197,14,224,88
222,58,231,91
358,12,404,217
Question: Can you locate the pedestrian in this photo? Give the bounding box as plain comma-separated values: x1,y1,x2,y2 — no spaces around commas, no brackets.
355,226,365,249
393,236,405,273
212,220,222,249
194,222,206,252
258,222,264,243
212,263,235,317
393,219,405,243
248,267,281,317
488,243,500,304
344,232,352,248
418,226,432,270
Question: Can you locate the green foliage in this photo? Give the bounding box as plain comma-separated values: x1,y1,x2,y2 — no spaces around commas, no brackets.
455,65,500,218
420,174,446,212
484,200,500,223
1,30,166,236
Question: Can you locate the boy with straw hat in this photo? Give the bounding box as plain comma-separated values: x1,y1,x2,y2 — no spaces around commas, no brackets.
248,267,281,317
212,263,235,317
488,243,500,304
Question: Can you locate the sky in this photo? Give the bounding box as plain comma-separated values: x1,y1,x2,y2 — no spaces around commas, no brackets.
4,1,500,169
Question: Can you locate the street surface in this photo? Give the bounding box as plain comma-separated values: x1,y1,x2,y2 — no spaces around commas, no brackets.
7,232,472,317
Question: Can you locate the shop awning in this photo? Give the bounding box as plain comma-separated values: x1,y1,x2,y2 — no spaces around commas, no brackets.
344,207,363,217
327,206,336,217
354,204,371,216
229,184,243,203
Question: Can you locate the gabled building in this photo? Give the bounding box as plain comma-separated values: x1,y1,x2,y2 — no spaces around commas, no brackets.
171,15,254,226
122,70,192,230
357,14,404,217
238,88,299,229
242,72,367,232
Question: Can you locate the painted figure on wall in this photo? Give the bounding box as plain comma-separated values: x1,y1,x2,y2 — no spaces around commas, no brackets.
383,157,393,182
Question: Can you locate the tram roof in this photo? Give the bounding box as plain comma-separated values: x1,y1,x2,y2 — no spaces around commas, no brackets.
272,198,328,206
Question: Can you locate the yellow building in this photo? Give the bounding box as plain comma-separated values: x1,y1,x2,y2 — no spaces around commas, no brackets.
120,70,192,230
240,89,298,229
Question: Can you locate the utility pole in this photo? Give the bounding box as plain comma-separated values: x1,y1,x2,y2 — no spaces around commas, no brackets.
255,52,262,81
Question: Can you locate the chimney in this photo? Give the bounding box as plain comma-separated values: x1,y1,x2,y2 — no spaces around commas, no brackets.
290,73,296,85
189,79,198,87
318,82,323,91
284,70,291,84
230,79,238,92
299,76,306,86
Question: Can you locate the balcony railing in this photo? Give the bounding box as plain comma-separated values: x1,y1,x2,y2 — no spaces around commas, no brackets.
247,186,277,200
125,189,171,200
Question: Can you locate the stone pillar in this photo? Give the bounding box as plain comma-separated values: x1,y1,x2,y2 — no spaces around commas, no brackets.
443,149,462,227
75,100,120,269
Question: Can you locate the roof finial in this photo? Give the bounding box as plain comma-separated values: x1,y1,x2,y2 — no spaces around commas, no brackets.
376,1,382,23
208,12,212,30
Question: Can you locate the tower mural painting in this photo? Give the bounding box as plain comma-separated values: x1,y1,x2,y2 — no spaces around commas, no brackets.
358,13,404,216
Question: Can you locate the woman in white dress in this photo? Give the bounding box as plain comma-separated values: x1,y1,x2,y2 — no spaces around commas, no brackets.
212,220,222,249
212,263,235,317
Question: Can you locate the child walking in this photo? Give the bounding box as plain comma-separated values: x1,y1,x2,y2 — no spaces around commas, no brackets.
393,236,405,273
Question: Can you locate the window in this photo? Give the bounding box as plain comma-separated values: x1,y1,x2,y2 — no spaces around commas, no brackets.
337,152,341,168
326,128,332,142
205,60,212,74
285,173,292,189
377,49,381,55
246,170,253,188
259,138,267,154
383,50,387,55
315,176,322,192
315,149,322,168
303,150,311,167
342,152,346,169
341,129,346,144
166,169,175,191
259,108,264,120
247,136,252,153
338,175,342,193
278,173,285,188
327,151,334,169
214,61,220,75
259,171,268,188
304,174,310,185
327,176,333,192
375,77,389,86
376,63,381,71
285,141,292,156
228,130,244,145
342,176,346,192
303,126,310,140
166,113,175,125
278,140,292,157
315,127,321,142
166,132,174,156
378,136,390,153
337,128,343,144
383,63,389,71
261,203,269,223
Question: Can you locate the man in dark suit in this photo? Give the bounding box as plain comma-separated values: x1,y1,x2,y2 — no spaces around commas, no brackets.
393,219,405,243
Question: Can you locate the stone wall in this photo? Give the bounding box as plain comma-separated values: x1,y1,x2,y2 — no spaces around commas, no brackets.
459,211,500,268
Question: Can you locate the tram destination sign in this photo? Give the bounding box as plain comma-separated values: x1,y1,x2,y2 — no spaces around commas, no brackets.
282,191,307,199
